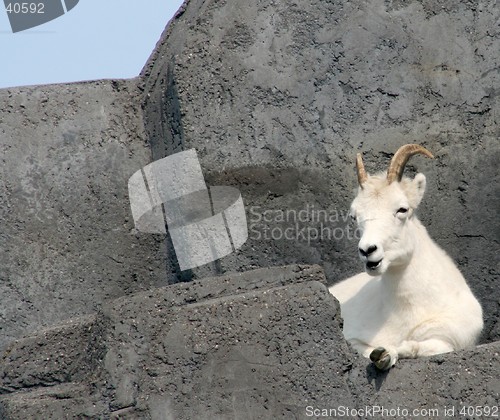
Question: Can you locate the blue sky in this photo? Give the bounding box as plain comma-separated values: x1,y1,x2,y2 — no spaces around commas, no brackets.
0,0,184,89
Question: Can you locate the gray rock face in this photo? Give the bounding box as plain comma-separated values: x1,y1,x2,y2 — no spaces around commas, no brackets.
141,0,499,341
1,265,498,419
0,0,499,417
0,81,173,351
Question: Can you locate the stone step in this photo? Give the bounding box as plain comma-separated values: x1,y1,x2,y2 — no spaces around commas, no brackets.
1,264,499,419
0,383,107,419
0,315,105,395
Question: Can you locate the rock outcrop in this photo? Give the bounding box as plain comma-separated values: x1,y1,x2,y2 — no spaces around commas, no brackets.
140,0,499,342
0,0,499,417
2,265,498,419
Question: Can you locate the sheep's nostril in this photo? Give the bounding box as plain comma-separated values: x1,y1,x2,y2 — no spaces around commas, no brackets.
359,245,378,257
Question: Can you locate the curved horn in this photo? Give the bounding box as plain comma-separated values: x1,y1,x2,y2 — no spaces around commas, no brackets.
387,144,434,184
356,153,368,187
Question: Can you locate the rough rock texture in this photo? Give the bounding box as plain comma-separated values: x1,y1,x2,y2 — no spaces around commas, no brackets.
0,0,499,417
141,0,499,342
1,265,498,419
0,81,173,351
1,0,498,350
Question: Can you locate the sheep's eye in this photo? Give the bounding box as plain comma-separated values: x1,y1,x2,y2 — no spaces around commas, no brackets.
396,207,408,214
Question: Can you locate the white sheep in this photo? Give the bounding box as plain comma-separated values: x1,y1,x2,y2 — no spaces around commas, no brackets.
329,144,483,370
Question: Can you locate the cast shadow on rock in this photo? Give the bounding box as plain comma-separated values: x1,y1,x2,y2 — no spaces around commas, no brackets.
366,363,390,391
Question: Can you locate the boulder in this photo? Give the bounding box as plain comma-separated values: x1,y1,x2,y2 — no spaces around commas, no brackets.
141,0,499,341
1,266,498,419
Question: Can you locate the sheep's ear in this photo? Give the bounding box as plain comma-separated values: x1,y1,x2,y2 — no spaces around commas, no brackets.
410,173,426,207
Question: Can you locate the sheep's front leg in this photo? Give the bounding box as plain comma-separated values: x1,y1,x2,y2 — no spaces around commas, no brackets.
369,347,396,370
370,339,454,370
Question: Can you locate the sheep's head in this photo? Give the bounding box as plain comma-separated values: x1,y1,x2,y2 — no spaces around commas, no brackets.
349,144,434,276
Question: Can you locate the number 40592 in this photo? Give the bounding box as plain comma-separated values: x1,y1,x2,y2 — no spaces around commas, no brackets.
5,3,45,14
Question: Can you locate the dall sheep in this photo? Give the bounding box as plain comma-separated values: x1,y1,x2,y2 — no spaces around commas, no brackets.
329,144,483,370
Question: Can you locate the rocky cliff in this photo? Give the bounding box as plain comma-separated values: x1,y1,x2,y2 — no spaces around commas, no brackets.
0,0,498,418
1,266,499,418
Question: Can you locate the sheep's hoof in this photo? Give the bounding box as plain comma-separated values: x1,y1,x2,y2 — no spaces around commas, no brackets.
370,347,392,370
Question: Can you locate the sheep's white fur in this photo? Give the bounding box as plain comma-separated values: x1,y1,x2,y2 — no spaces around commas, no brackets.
329,171,483,370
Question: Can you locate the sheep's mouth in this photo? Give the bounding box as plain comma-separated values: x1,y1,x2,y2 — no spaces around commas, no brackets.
366,259,382,270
